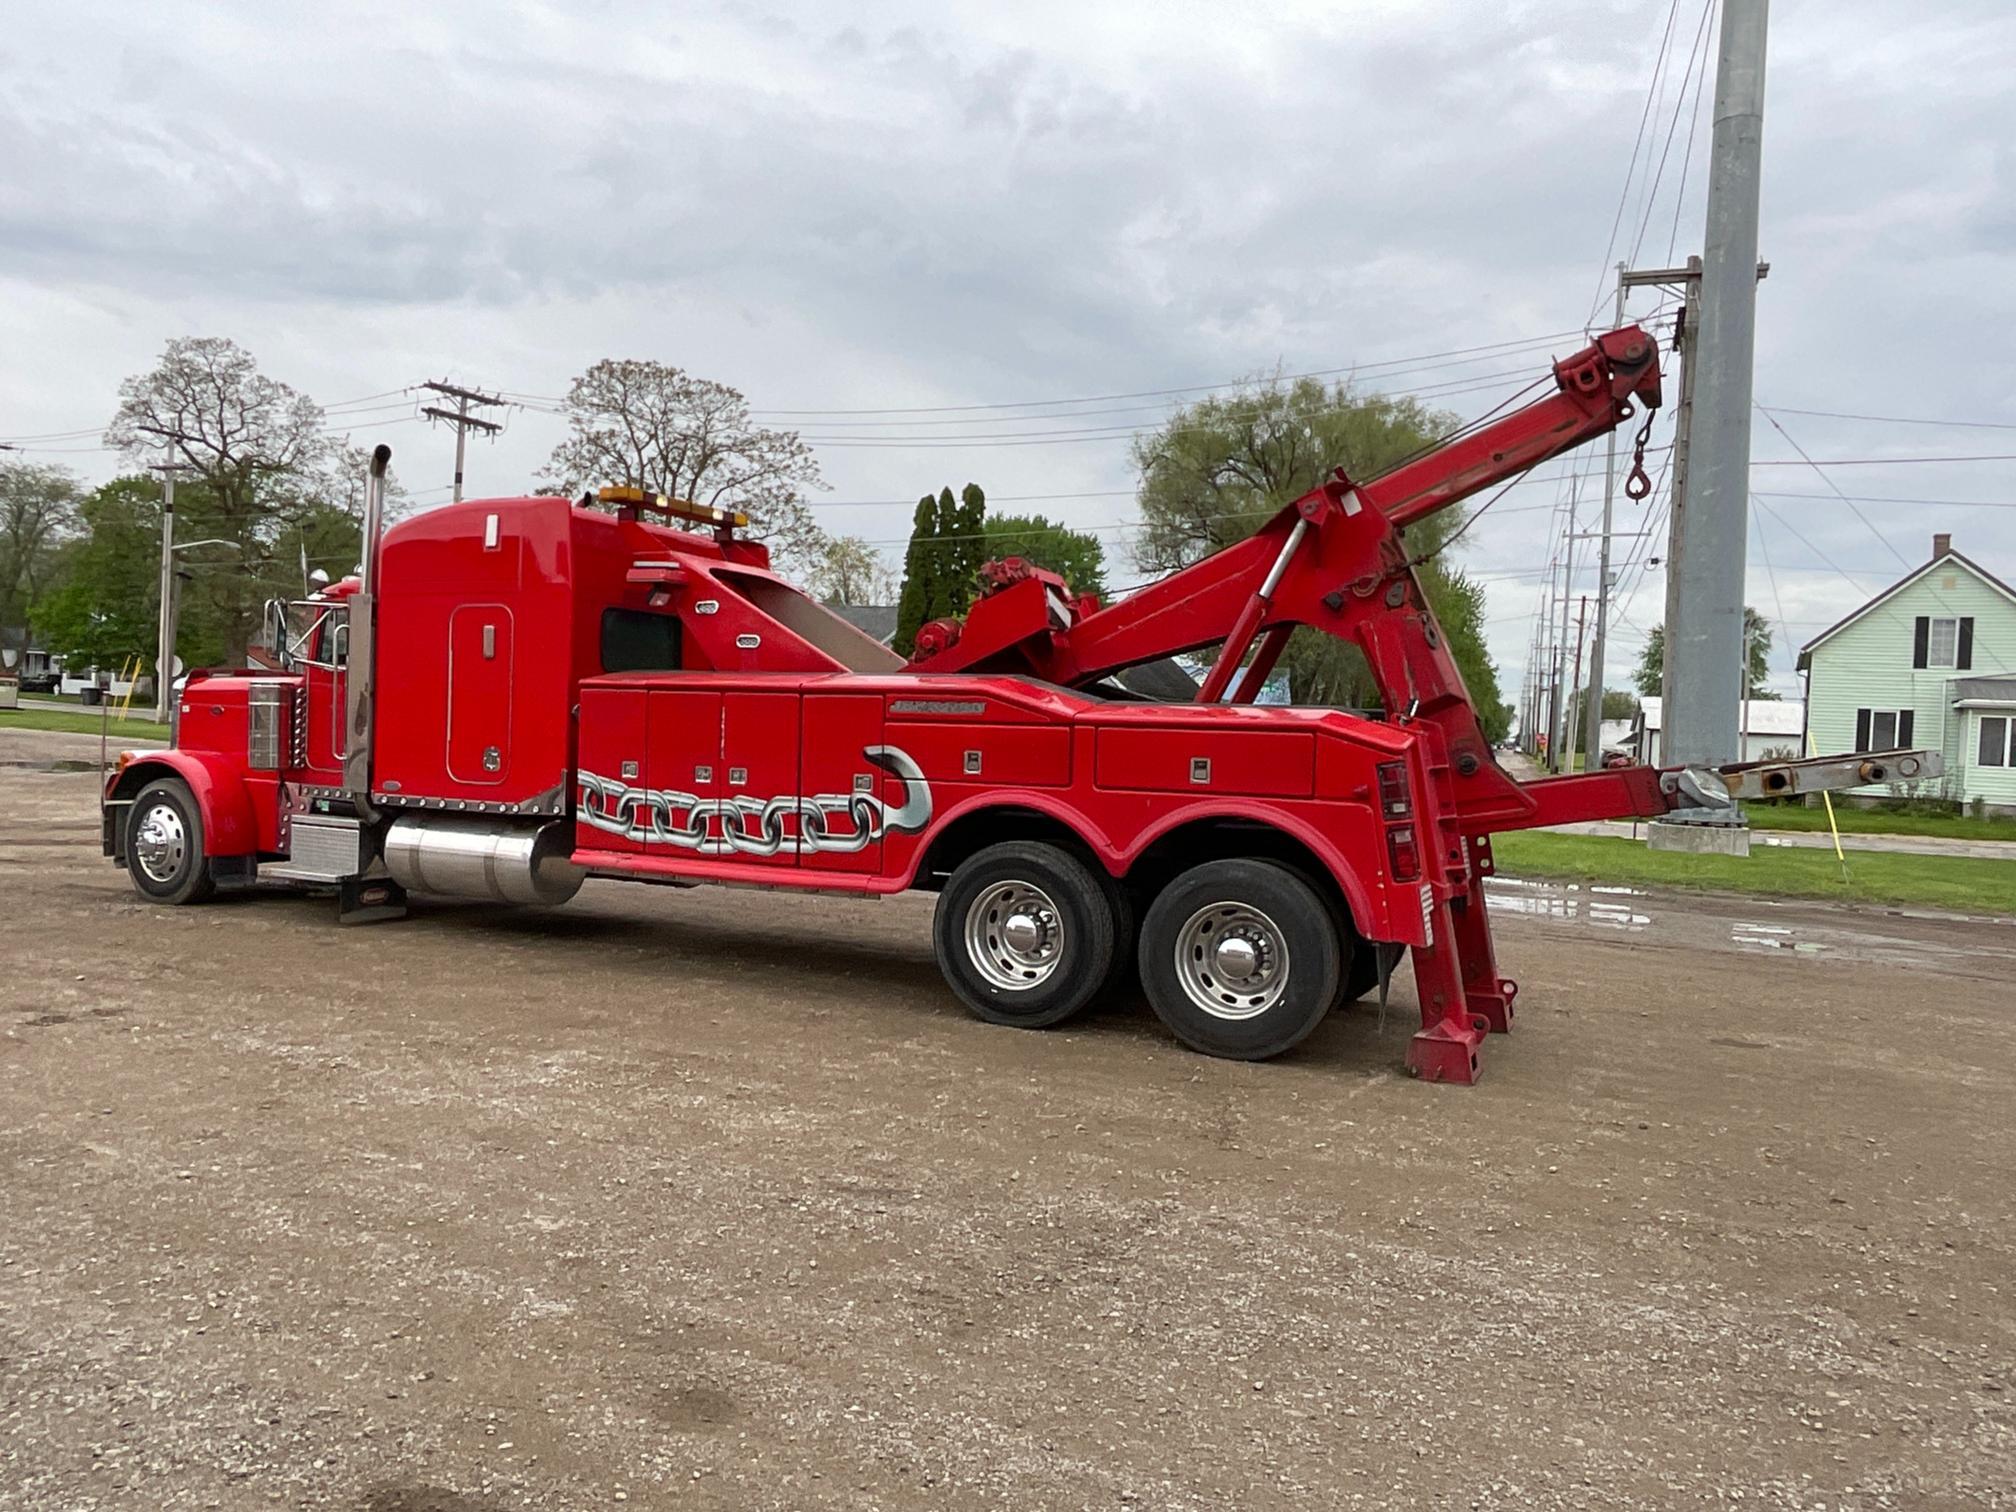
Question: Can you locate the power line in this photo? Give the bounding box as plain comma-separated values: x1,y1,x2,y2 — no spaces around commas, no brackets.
1753,404,1910,567
1757,403,2016,431
1587,0,1687,324
500,330,1593,418
1627,0,1718,269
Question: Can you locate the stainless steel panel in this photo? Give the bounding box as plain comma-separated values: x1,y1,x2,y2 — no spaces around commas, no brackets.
271,814,364,881
247,683,290,771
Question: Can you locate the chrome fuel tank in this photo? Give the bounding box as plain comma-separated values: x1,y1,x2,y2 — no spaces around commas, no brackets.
382,816,584,906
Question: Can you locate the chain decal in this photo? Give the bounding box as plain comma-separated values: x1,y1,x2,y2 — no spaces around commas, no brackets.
577,745,932,856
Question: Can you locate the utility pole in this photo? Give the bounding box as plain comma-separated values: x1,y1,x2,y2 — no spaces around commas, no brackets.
420,381,505,502
150,455,196,724
1663,0,1768,768
1581,263,1629,767
1570,595,1589,764
1550,485,1579,773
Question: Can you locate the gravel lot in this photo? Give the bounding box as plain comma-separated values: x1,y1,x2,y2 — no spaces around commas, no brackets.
3,731,2014,1509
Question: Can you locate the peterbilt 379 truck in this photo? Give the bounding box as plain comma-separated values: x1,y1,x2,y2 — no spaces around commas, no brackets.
102,326,1937,1083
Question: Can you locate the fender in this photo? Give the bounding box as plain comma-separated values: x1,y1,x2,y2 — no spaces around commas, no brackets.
104,749,261,860
1117,800,1402,946
899,790,1403,946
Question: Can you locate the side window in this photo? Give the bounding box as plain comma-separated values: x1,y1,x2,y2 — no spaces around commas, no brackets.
1981,716,2010,769
601,608,682,673
1927,616,1958,669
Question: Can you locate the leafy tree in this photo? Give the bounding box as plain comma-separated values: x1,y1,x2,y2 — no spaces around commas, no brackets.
893,494,941,657
104,337,379,660
0,461,80,664
1633,609,1775,699
542,358,828,577
32,477,188,669
948,482,988,593
1131,376,1510,739
984,513,1107,600
893,483,989,655
807,535,894,606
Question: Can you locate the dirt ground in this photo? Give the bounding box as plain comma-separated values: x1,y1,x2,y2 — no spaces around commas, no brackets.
4,730,2014,1510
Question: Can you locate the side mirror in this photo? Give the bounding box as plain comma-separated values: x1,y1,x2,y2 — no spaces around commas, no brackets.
265,599,288,666
330,619,350,666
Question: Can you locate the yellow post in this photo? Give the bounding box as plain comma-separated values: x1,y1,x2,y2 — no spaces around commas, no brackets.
114,656,138,721
1808,730,1850,881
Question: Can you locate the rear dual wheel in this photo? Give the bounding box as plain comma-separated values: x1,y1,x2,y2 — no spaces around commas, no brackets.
1138,859,1341,1061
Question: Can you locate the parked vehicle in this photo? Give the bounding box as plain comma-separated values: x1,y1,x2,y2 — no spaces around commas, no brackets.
102,326,1937,1083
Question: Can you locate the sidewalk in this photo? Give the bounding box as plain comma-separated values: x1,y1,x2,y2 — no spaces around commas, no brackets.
1498,748,2016,860
1548,814,2016,861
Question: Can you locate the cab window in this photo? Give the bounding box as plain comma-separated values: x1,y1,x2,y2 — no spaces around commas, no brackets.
601,608,682,672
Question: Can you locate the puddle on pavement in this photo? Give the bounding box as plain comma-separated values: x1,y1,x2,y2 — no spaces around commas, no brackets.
1485,876,1653,930
1728,921,1827,954
1487,876,1834,955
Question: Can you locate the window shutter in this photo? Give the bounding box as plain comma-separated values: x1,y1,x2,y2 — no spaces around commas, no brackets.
1854,708,1871,751
1898,710,1915,748
1958,617,1974,670
1912,617,1929,669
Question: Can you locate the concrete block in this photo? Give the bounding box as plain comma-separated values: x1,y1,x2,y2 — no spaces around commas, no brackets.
1648,820,1751,857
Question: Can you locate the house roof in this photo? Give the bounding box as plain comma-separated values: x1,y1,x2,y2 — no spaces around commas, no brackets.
1637,695,1806,738
1953,673,2016,708
830,604,898,644
1795,548,2016,670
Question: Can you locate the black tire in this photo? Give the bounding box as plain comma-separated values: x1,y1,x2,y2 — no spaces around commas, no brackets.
1138,858,1341,1061
1092,872,1139,1005
1342,941,1407,1004
933,841,1119,1029
125,777,216,905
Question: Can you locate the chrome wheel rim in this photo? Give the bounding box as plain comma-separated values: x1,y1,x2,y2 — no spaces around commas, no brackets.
1176,901,1290,1020
134,801,188,884
964,879,1065,991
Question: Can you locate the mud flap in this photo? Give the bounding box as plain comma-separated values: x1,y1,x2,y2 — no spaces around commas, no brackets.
339,875,408,925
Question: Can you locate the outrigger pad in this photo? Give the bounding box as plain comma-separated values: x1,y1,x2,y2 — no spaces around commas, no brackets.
1406,1018,1486,1085
338,876,408,926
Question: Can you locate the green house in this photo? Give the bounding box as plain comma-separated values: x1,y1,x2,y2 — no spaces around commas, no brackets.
1797,533,2016,813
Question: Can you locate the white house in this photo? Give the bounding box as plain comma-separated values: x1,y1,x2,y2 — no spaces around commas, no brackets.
1631,695,1806,766
1796,533,2016,811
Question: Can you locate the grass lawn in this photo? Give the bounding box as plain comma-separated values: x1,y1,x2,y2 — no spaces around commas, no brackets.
1745,803,2016,843
1492,830,2016,916
0,707,171,741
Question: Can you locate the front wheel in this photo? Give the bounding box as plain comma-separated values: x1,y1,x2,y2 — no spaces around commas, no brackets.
933,841,1118,1029
1139,858,1340,1060
125,777,216,905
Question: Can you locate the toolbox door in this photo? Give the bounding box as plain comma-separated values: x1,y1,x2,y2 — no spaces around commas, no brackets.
719,690,801,868
800,693,887,875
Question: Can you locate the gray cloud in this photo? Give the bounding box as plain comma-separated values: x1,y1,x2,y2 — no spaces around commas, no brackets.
3,0,2014,698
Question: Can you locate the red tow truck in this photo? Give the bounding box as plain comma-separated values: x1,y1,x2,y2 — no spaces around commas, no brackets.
103,326,1938,1082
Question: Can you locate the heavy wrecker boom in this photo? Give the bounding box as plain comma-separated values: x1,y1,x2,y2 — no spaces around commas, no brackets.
912,326,1678,829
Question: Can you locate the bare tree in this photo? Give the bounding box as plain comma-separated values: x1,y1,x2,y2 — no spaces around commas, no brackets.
0,461,80,661
807,535,895,606
543,359,829,576
105,337,365,656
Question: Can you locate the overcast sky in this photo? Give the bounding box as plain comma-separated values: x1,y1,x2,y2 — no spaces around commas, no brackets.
5,0,2013,703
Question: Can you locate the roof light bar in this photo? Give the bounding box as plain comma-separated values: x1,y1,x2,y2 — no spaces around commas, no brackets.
596,486,750,531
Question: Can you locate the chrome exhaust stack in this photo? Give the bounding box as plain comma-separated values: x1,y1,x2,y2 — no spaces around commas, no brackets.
342,445,393,809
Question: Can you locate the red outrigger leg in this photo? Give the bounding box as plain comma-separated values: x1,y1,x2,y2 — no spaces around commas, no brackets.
1404,835,1514,1085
